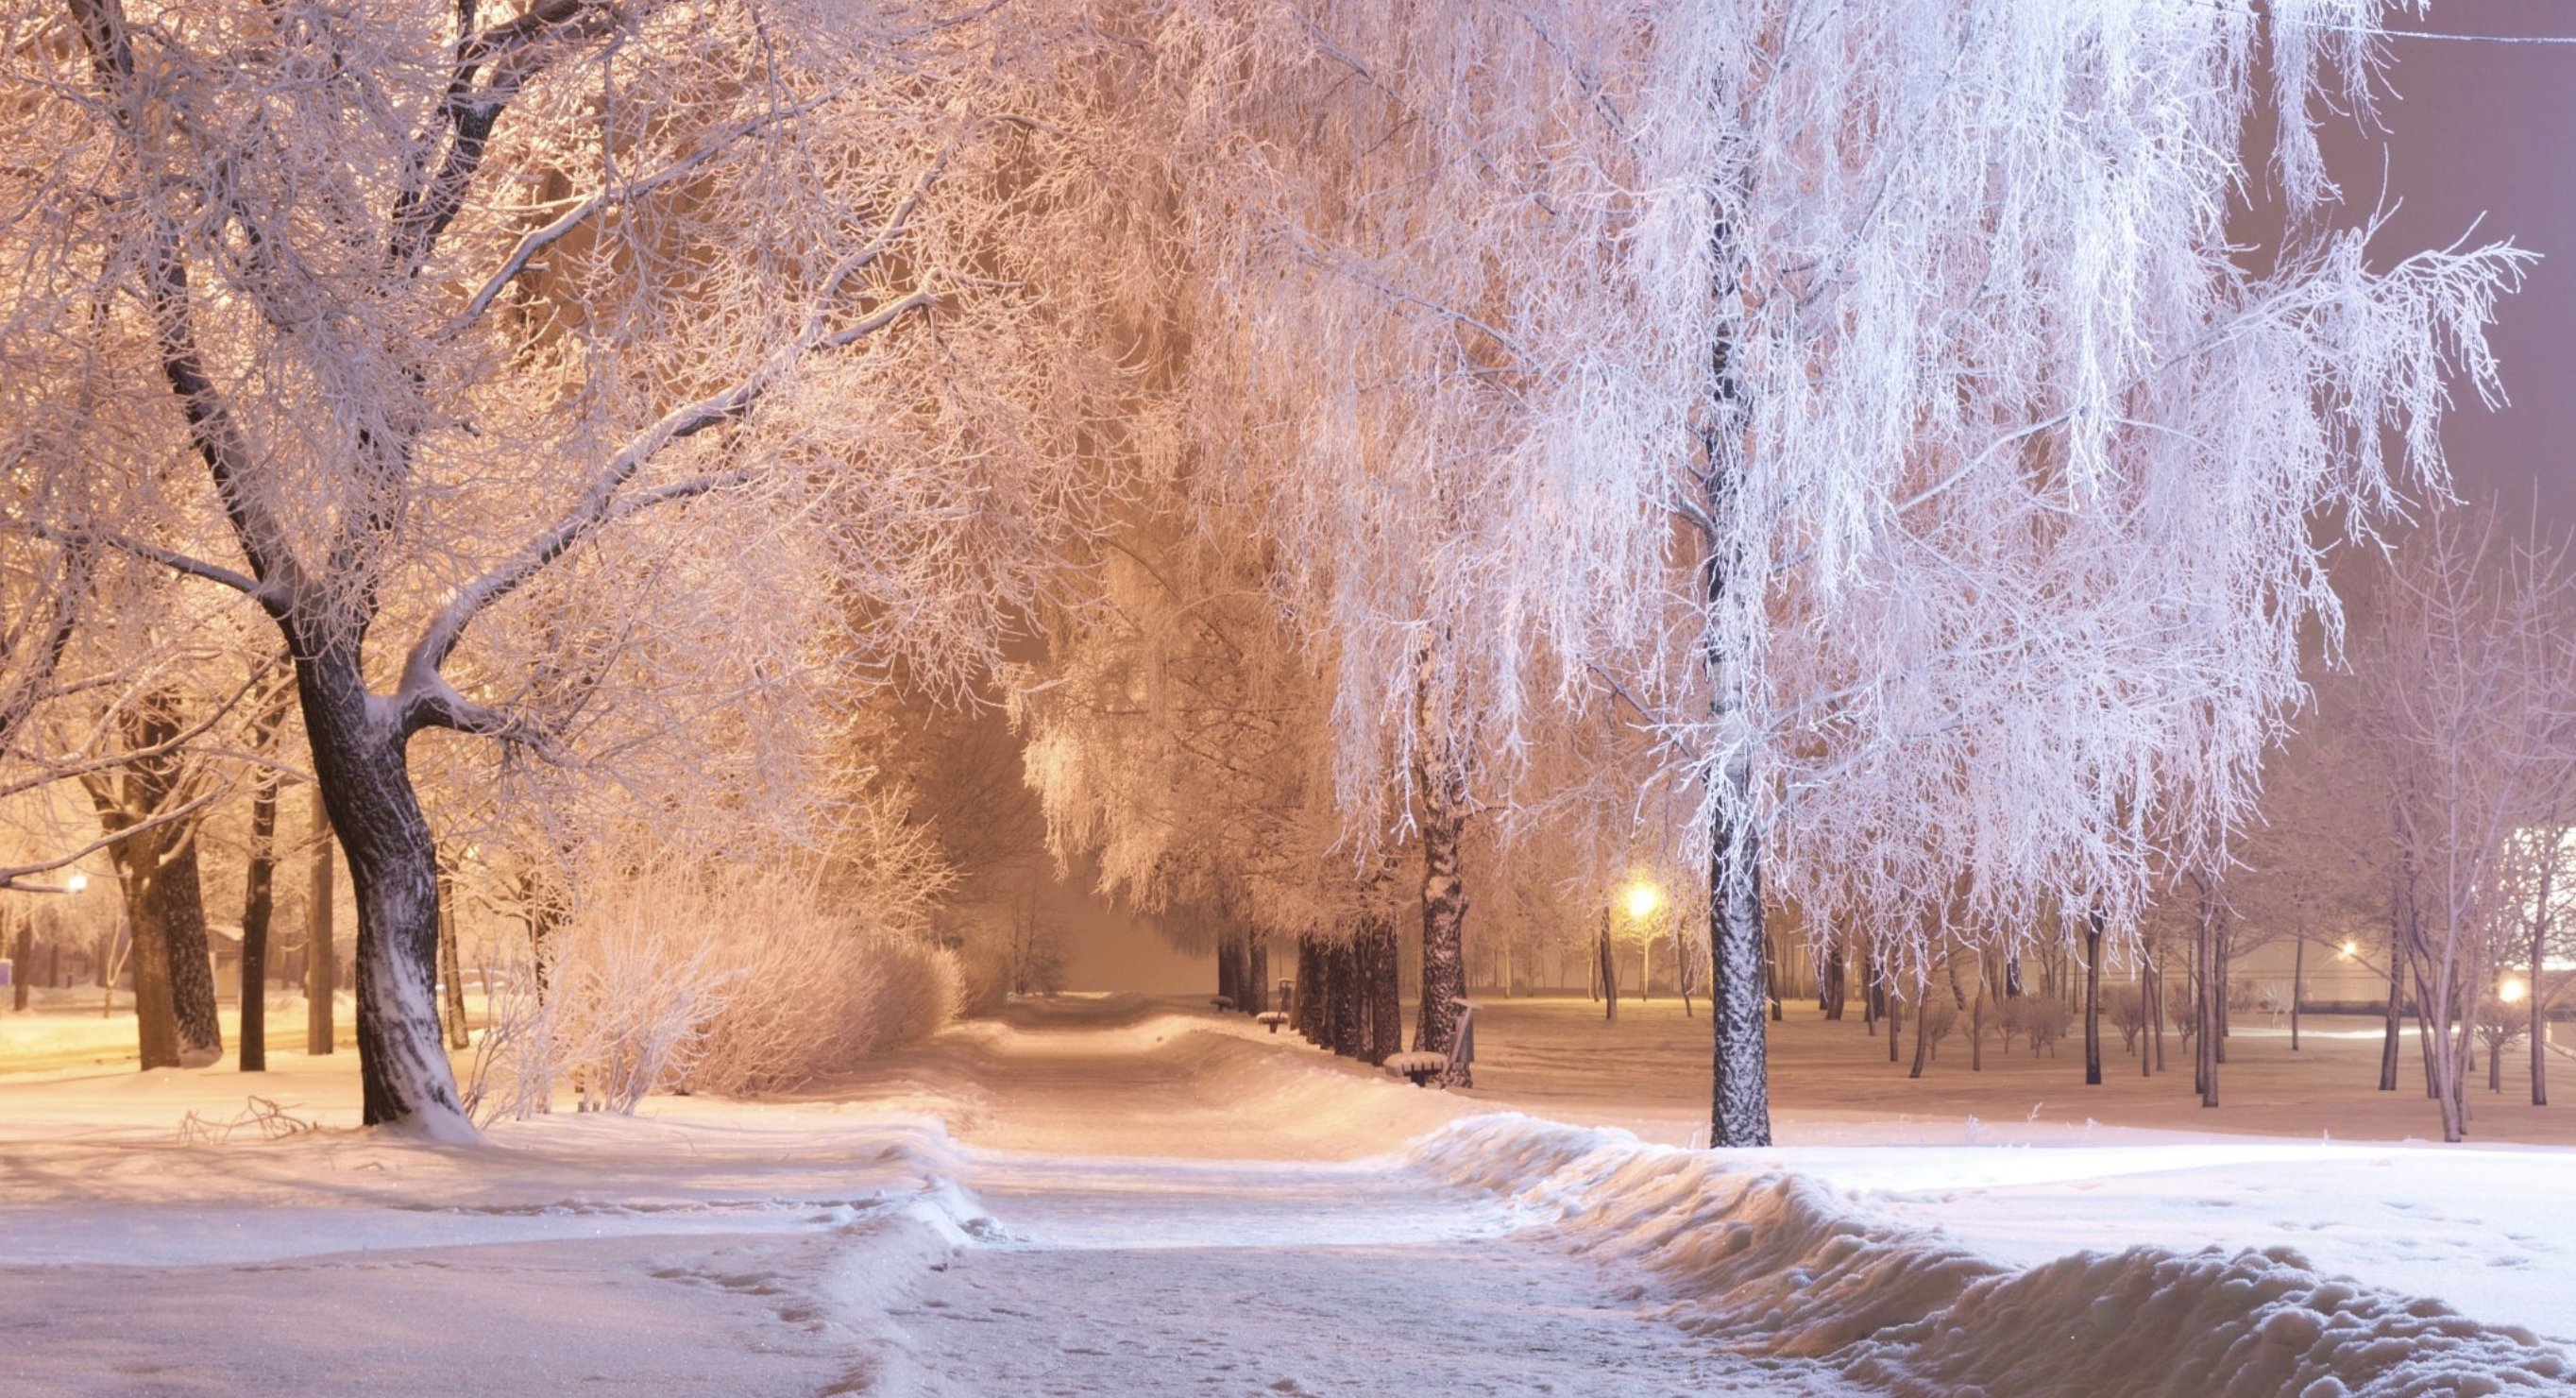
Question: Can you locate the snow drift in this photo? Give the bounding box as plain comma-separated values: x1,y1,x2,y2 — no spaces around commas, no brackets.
1408,1116,2573,1396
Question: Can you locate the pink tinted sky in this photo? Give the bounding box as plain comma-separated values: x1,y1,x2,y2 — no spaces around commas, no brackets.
2347,7,2576,522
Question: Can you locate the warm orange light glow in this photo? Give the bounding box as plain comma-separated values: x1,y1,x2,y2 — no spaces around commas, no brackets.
2500,977,2529,1005
2340,940,2358,960
63,871,87,895
1624,880,1662,921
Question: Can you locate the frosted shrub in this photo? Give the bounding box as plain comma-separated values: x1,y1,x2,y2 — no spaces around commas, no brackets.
558,909,728,1115
1920,997,1958,1061
2108,986,2148,1053
463,964,569,1125
466,867,960,1117
681,876,962,1099
2019,998,2070,1058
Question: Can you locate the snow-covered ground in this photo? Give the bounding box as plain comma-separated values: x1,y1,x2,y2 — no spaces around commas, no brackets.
0,994,2568,1394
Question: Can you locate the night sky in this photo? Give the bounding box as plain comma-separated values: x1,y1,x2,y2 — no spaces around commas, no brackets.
2354,7,2576,523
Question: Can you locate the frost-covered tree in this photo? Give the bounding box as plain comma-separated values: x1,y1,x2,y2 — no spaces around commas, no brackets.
1134,0,2525,1147
2347,504,2576,1141
5,1,1140,1133
1022,519,1410,1062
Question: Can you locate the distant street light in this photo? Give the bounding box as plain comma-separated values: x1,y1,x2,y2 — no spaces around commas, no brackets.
2500,976,2529,1005
2340,939,2358,960
64,871,87,895
1624,879,1661,921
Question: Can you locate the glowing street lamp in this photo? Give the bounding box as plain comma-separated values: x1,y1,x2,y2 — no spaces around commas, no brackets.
2339,940,2358,961
2500,976,2529,1005
64,871,87,895
1623,879,1662,921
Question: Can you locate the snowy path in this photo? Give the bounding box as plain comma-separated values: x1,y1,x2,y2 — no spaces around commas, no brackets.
872,1001,1841,1394
900,1151,1851,1396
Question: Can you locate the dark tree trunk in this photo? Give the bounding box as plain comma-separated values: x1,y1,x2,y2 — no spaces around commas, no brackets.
1673,917,1694,1017
239,768,280,1073
114,834,219,1069
2195,880,2219,1107
1246,938,1269,1016
1294,935,1320,1042
1820,937,1845,1020
2213,921,2232,1065
307,790,336,1057
9,912,28,1012
84,690,220,1067
1763,931,1783,1023
152,841,222,1066
1598,908,1618,1020
2380,937,2405,1093
1363,912,1402,1067
437,855,469,1051
1863,946,1881,1036
1217,931,1239,1007
1907,977,1930,1079
1969,971,1985,1073
1329,937,1363,1059
2532,915,2549,1108
2083,913,2105,1087
2149,939,2166,1074
2291,936,2303,1053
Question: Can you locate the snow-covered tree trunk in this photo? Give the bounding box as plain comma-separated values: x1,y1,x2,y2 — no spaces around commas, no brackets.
298,663,466,1135
1707,794,1770,1145
1412,742,1471,1084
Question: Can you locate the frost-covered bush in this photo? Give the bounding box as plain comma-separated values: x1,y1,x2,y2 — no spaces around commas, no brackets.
462,963,565,1125
1920,997,1957,1059
2107,985,2147,1053
683,876,962,1099
559,904,728,1114
466,865,961,1118
2018,998,2069,1058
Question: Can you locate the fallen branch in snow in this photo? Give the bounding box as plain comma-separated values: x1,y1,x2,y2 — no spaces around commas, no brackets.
177,1097,318,1146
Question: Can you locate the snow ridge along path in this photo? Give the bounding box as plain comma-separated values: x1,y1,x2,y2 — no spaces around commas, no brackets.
1408,1117,2572,1397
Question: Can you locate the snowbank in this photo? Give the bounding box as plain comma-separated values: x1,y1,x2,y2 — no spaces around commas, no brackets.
1408,1116,2574,1396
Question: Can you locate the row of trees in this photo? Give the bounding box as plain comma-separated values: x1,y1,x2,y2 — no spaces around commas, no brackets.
0,0,2542,1146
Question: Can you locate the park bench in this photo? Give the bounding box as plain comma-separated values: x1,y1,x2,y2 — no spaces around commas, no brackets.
1382,1004,1476,1086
